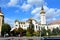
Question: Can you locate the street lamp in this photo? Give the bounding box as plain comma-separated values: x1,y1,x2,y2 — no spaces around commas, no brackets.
39,25,41,37
46,32,48,37
46,24,48,37
40,27,41,37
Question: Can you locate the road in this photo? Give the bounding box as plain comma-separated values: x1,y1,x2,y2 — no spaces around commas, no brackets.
43,36,60,40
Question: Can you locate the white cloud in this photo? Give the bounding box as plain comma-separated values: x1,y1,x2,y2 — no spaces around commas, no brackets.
21,18,28,22
43,6,49,12
21,3,31,11
15,10,19,13
31,5,49,14
33,13,40,22
4,17,14,27
55,9,60,16
46,8,56,18
46,8,60,19
8,0,19,7
21,0,45,11
31,7,41,14
27,0,45,6
31,5,60,22
2,0,60,24
52,18,56,20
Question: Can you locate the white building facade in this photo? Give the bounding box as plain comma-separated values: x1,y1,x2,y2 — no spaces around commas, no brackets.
11,6,60,31
13,18,40,32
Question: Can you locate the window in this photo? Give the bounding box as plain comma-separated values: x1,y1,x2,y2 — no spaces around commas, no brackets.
15,25,18,26
36,25,37,29
39,27,40,30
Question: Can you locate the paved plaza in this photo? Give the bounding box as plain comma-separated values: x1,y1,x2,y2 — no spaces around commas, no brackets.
0,36,60,40
0,37,42,40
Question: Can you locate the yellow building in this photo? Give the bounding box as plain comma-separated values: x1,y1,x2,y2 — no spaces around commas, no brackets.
0,7,4,35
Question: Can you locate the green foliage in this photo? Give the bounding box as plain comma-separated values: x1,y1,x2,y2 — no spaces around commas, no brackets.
40,28,51,36
11,28,18,36
1,23,11,36
41,27,60,36
26,32,32,37
26,27,33,36
41,28,46,36
46,29,52,36
26,19,34,36
17,27,23,33
33,31,40,36
22,30,26,36
52,27,60,35
17,27,24,36
11,27,24,36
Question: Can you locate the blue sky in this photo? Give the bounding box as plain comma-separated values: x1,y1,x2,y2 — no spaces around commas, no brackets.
0,0,60,27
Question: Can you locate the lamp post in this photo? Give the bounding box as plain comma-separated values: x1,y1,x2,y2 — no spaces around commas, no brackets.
40,27,41,37
46,32,48,37
39,25,41,38
46,24,48,37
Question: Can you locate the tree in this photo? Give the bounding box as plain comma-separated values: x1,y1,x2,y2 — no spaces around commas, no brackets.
11,28,18,36
41,28,52,36
22,30,26,36
33,31,40,36
1,23,11,36
41,28,46,36
46,29,52,36
52,27,60,35
26,31,32,37
17,26,24,37
26,19,34,36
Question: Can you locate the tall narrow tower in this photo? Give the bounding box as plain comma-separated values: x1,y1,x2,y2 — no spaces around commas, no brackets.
40,6,46,25
0,7,4,35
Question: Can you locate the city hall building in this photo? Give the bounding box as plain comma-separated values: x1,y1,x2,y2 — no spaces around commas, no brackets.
0,6,60,35
11,6,60,31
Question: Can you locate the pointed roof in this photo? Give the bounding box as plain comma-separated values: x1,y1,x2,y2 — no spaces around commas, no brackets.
15,19,19,22
40,5,45,14
0,7,1,13
41,5,44,10
0,7,4,16
29,17,33,20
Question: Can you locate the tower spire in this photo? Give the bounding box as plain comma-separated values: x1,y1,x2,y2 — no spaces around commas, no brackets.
0,7,4,16
41,5,44,10
0,7,1,13
40,5,45,14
